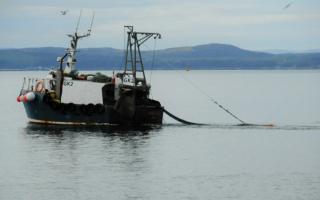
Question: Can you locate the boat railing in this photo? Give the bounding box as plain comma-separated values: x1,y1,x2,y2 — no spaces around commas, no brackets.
21,77,56,93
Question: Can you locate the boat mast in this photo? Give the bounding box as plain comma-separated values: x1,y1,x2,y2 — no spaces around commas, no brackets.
123,26,161,86
64,11,95,74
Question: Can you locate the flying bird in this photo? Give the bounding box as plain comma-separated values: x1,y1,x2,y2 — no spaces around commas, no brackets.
283,2,293,10
60,10,68,15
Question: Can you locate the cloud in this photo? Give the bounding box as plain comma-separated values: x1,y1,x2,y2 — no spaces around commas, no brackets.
0,0,320,50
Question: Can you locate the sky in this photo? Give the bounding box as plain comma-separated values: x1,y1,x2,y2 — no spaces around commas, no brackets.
0,0,319,51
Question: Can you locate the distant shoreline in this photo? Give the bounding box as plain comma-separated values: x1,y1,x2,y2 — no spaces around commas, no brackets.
1,44,320,71
1,68,320,72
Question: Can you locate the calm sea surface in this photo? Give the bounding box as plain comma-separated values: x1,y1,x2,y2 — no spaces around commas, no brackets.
0,70,320,200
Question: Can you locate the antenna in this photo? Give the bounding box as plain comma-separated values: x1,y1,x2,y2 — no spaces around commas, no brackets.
64,10,94,74
75,9,83,33
88,12,95,34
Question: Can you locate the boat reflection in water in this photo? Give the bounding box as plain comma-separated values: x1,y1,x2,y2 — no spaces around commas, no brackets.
23,123,162,137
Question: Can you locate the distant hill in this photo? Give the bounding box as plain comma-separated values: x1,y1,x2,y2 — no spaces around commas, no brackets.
1,44,320,70
263,49,320,54
263,49,296,54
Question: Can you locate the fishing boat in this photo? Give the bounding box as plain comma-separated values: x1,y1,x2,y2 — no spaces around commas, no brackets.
17,24,163,126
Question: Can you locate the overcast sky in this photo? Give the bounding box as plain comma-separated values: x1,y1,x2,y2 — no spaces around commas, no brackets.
1,0,319,51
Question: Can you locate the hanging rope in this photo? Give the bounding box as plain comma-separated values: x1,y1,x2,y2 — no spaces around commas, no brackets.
162,72,274,127
176,71,246,124
163,108,204,125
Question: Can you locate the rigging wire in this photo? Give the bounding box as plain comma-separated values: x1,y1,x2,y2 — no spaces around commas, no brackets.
141,40,158,99
149,38,157,85
120,27,127,71
176,71,246,124
75,9,83,33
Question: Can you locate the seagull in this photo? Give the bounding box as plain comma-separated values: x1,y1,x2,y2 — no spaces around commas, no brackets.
283,2,293,10
60,10,68,15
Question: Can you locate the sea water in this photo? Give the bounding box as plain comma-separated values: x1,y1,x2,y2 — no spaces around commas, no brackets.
0,70,319,200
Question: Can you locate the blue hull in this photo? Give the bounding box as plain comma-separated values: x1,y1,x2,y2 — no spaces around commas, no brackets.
23,92,163,125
